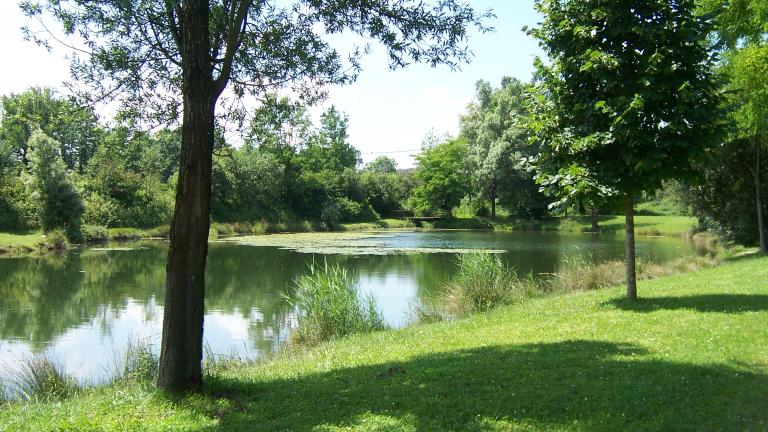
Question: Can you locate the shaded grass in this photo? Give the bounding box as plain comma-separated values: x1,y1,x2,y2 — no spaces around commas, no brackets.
1,256,767,430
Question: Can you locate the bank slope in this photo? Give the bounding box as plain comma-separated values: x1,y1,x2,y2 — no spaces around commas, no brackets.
2,256,767,431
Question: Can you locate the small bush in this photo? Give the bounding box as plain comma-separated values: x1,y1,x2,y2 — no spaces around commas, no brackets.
82,225,109,242
9,354,78,401
40,228,68,250
289,262,388,345
441,252,535,316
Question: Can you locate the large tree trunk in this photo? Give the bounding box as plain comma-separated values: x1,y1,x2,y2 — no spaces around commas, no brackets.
591,206,599,232
756,134,767,254
625,193,637,301
157,0,215,393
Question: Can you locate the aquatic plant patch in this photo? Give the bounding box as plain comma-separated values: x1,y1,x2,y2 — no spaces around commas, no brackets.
231,232,507,255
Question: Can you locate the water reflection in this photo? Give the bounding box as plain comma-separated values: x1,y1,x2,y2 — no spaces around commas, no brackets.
0,231,712,381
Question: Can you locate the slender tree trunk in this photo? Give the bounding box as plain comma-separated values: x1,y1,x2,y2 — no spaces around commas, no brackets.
625,193,637,301
756,134,767,254
490,186,496,219
591,206,599,232
157,0,215,392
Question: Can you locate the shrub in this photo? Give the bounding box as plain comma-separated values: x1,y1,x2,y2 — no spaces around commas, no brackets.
289,262,388,345
25,131,85,242
82,225,109,242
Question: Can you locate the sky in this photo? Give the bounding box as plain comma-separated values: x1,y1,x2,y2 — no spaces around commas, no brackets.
0,1,544,168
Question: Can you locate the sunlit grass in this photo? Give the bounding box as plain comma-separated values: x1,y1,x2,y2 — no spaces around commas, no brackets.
0,230,45,253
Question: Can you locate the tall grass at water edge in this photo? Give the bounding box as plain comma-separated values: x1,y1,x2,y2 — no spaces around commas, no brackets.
439,252,538,317
288,262,389,345
1,354,78,402
410,250,723,324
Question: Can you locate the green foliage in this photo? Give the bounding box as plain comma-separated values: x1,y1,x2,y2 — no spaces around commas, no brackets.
683,137,768,245
25,131,85,242
81,225,109,242
289,262,388,345
300,107,360,173
410,136,470,217
0,175,34,231
364,156,397,174
81,147,174,228
359,170,415,217
524,0,725,210
0,87,102,173
460,78,550,218
211,146,286,223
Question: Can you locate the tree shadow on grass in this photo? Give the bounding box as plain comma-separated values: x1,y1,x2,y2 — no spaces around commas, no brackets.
606,294,768,314
195,340,768,431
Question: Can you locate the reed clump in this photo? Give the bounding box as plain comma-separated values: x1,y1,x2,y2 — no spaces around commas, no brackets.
411,251,724,324
439,252,538,318
289,262,389,345
118,337,159,384
547,253,722,293
6,354,78,401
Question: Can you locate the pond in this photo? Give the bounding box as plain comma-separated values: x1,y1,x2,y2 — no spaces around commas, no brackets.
0,230,711,383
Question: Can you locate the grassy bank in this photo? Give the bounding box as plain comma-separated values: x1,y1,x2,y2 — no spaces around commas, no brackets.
494,214,699,236
3,254,766,431
0,231,46,254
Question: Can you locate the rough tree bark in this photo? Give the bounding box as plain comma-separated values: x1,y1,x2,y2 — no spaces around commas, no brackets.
157,0,216,392
625,193,637,301
756,134,767,254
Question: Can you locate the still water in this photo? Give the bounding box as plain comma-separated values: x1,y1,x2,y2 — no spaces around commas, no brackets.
0,230,710,382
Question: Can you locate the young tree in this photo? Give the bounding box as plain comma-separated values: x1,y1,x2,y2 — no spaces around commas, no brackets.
410,137,469,217
525,0,724,300
25,130,85,241
23,0,491,391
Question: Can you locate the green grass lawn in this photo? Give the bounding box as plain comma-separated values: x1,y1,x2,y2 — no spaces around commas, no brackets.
3,255,767,431
0,230,45,253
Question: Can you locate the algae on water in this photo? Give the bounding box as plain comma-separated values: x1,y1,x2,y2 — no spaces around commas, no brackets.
229,232,507,255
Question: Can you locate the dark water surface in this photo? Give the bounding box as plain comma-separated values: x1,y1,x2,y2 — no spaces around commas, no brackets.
0,230,711,382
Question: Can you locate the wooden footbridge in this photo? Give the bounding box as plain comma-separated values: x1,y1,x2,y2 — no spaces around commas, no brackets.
389,210,444,222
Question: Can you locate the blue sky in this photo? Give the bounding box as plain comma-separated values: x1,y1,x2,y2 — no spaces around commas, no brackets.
0,1,543,168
